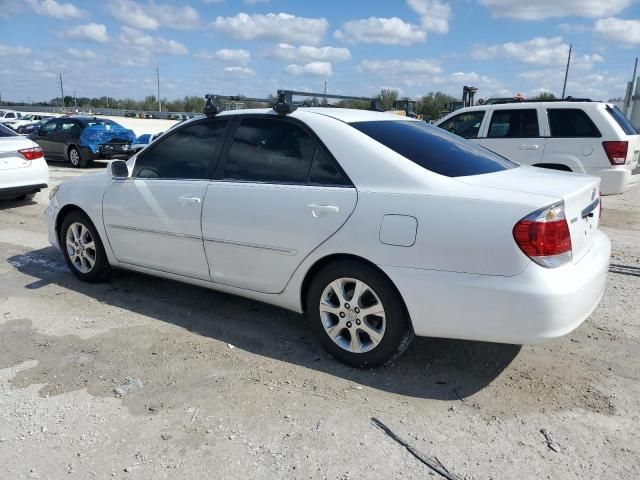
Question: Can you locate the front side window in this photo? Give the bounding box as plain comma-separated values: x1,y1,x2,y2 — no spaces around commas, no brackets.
488,109,539,138
350,120,517,177
6,112,15,119
223,118,317,184
547,109,600,137
438,111,486,139
133,120,228,179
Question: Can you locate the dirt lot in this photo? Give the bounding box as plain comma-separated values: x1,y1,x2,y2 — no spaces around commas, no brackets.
1,163,639,479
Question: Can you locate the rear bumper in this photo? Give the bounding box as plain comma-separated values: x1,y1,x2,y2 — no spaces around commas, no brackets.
382,230,610,344
0,158,49,198
588,165,639,195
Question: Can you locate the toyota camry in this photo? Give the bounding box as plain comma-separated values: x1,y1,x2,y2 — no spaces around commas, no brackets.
45,94,610,367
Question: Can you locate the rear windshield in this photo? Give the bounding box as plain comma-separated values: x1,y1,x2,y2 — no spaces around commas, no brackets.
606,106,638,135
350,120,517,177
0,124,17,137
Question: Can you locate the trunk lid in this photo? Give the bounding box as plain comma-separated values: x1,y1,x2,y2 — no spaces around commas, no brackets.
456,166,601,262
0,137,34,170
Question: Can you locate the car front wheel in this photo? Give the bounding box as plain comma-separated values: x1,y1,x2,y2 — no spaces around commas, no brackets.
68,146,88,168
60,211,110,282
307,260,414,368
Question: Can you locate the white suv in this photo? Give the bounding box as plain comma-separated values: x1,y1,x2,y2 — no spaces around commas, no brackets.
435,101,640,195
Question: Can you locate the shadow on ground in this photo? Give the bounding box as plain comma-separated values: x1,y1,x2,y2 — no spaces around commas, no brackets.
6,247,521,401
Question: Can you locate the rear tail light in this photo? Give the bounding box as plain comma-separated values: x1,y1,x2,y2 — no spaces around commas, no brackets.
513,201,572,268
18,146,44,161
602,141,628,165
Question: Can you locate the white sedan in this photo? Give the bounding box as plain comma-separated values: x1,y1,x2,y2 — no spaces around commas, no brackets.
45,107,610,367
0,124,49,200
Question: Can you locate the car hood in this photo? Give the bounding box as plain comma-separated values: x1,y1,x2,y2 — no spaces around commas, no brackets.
79,124,136,154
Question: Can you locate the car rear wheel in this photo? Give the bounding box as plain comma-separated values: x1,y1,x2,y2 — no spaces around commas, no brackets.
306,260,414,367
60,211,110,282
68,146,87,168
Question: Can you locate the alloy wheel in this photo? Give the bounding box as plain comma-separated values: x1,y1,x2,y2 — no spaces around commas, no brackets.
319,278,386,353
65,222,97,273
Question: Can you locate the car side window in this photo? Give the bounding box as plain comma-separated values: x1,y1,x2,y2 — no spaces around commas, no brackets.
133,120,228,180
488,109,539,138
438,111,486,139
309,148,350,186
41,120,58,133
547,109,601,137
223,118,317,184
6,112,15,119
60,121,82,136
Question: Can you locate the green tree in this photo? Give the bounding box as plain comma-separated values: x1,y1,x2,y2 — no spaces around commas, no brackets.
377,88,399,111
418,91,458,121
533,91,557,101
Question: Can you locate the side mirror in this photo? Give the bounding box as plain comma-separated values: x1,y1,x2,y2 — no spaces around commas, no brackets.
110,160,129,178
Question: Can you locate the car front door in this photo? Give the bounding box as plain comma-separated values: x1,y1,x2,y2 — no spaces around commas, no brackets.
479,108,545,165
32,119,60,158
437,109,487,144
102,118,229,279
202,116,357,294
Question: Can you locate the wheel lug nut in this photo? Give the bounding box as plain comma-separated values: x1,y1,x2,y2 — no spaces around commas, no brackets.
356,319,361,325
354,307,360,313
346,321,352,328
345,303,350,309
339,312,345,318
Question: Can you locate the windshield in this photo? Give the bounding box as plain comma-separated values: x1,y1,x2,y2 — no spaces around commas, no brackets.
0,124,18,137
350,120,518,177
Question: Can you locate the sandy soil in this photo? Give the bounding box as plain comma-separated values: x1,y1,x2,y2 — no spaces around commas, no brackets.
0,164,638,479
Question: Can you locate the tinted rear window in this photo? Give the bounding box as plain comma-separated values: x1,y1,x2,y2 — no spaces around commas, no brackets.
0,124,17,137
547,109,601,137
350,120,517,177
606,106,638,135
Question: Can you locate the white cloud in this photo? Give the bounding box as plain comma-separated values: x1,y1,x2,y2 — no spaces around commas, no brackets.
66,48,96,59
334,17,426,45
25,0,84,20
108,0,201,30
118,26,189,56
108,0,158,30
406,0,451,34
211,12,329,45
63,23,109,43
0,43,32,56
266,43,351,63
558,23,588,34
478,0,632,20
223,66,256,76
595,18,640,46
194,49,251,65
286,61,333,77
360,58,442,76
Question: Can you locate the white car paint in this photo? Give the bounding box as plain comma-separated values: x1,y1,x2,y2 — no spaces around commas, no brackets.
0,110,23,124
436,101,640,195
45,107,610,346
0,132,49,199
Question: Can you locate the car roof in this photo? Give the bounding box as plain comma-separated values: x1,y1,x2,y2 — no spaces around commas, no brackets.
215,107,415,123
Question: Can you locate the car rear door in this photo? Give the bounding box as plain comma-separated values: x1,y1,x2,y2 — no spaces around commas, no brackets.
32,119,59,157
102,118,229,279
480,107,546,165
202,115,357,294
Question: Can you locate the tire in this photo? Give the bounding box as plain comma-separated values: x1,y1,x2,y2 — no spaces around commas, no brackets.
306,260,414,368
60,211,110,282
68,146,88,168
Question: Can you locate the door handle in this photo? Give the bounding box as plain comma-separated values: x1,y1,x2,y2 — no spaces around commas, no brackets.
519,144,539,150
305,204,339,218
178,196,202,205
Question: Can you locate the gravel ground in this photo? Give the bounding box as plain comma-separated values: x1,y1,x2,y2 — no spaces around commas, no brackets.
0,164,639,479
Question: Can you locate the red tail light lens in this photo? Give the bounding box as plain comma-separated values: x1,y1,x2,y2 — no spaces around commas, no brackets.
513,202,572,268
18,146,44,161
602,141,628,165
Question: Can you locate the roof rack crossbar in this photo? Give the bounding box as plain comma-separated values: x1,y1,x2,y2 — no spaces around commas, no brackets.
277,89,382,112
203,94,273,116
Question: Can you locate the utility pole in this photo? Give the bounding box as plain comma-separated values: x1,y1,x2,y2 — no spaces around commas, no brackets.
73,89,77,107
59,73,65,108
561,44,572,100
156,65,161,112
623,57,638,117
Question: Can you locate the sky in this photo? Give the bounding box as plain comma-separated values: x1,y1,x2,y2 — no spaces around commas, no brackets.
0,0,639,103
